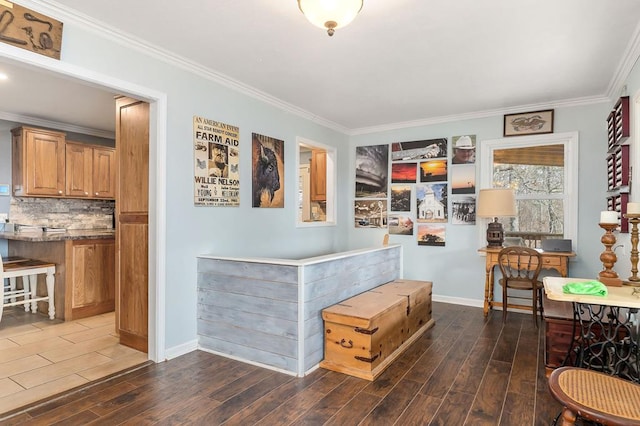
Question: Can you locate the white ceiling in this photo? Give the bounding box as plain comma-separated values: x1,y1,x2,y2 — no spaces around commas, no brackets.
1,0,640,135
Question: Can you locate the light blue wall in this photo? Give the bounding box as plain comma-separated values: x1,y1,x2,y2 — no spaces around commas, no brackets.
1,13,638,353
348,104,609,302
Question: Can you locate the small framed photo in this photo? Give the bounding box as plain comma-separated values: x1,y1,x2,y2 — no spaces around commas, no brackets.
503,109,554,137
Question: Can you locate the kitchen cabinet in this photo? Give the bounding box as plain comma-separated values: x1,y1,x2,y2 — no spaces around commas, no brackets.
115,96,149,353
6,233,115,321
310,149,326,201
65,141,116,199
11,126,66,197
65,238,115,320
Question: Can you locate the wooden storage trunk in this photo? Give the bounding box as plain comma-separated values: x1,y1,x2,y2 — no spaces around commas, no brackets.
320,279,434,381
373,279,433,336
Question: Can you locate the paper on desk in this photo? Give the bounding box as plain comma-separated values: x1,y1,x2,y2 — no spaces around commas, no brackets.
562,280,608,296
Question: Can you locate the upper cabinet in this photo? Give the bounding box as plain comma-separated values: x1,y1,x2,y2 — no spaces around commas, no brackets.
92,147,116,199
66,142,116,199
12,126,116,200
65,142,92,197
310,149,327,201
12,126,66,197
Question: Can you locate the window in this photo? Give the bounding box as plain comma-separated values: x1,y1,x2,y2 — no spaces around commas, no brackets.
479,132,579,249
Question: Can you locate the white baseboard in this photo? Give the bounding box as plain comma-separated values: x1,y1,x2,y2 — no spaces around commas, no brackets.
432,294,483,308
432,295,535,315
197,346,298,377
164,339,198,360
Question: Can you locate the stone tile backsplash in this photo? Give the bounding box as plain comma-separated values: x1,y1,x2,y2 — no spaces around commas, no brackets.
10,197,115,230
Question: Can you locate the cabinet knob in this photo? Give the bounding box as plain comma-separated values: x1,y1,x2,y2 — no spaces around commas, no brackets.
95,192,99,196
85,192,88,195
58,190,62,194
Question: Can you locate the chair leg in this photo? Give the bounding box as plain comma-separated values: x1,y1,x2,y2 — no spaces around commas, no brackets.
28,274,38,313
538,288,544,324
0,278,4,323
558,407,577,425
9,277,17,303
45,269,55,320
502,284,508,323
532,287,538,327
22,276,31,312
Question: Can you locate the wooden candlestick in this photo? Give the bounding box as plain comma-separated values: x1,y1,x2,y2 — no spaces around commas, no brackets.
598,222,622,286
624,214,640,286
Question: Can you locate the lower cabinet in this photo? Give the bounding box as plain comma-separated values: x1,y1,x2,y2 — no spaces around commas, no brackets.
65,239,115,320
8,237,115,321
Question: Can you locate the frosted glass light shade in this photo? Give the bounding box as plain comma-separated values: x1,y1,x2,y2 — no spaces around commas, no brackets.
298,0,363,36
477,188,517,218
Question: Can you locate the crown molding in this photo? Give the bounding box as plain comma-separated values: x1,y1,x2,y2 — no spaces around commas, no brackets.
23,0,349,135
607,20,640,100
349,95,611,136
0,110,115,139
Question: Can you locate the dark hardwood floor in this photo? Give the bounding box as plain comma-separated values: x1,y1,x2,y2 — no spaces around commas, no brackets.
1,302,564,425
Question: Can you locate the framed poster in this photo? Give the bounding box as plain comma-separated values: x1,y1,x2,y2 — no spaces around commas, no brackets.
252,133,284,208
193,116,240,206
355,145,389,198
416,183,447,223
354,199,387,228
391,138,447,161
504,110,554,137
417,224,446,246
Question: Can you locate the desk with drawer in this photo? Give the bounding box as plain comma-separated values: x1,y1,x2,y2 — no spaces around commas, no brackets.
478,247,576,317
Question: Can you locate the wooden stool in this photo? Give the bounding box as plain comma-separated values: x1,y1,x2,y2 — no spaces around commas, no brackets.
548,367,640,425
2,256,56,321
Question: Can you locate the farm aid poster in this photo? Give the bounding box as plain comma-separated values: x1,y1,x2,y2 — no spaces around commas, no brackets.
193,116,240,206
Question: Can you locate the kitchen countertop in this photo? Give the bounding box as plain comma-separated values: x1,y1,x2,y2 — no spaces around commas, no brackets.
0,229,115,242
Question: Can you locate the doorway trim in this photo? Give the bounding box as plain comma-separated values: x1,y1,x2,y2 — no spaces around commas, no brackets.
0,44,167,362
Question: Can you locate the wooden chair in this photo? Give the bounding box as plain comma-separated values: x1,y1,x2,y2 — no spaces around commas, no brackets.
548,367,640,425
497,246,543,326
1,254,56,322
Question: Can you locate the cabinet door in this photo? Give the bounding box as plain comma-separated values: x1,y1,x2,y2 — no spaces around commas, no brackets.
25,129,65,196
67,239,115,320
65,143,92,197
116,97,149,353
310,150,327,201
93,147,116,199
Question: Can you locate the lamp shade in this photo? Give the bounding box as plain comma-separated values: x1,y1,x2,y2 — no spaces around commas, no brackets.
298,0,363,36
477,188,517,218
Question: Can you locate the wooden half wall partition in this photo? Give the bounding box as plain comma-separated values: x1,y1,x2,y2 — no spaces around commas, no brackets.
197,245,402,376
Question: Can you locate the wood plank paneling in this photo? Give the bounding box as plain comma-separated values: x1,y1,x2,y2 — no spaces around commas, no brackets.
197,246,402,375
198,335,298,373
198,320,297,358
198,272,297,301
197,258,298,284
198,289,298,321
199,304,298,339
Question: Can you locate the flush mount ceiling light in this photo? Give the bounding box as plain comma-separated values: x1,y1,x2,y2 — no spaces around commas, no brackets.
298,0,363,36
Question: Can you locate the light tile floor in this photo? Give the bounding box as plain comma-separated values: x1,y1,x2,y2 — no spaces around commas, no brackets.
0,308,148,415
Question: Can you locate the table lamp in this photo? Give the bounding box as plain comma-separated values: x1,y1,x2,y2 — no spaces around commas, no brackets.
477,188,517,247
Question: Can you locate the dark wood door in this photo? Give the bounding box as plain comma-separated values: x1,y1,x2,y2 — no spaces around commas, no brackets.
115,96,149,352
